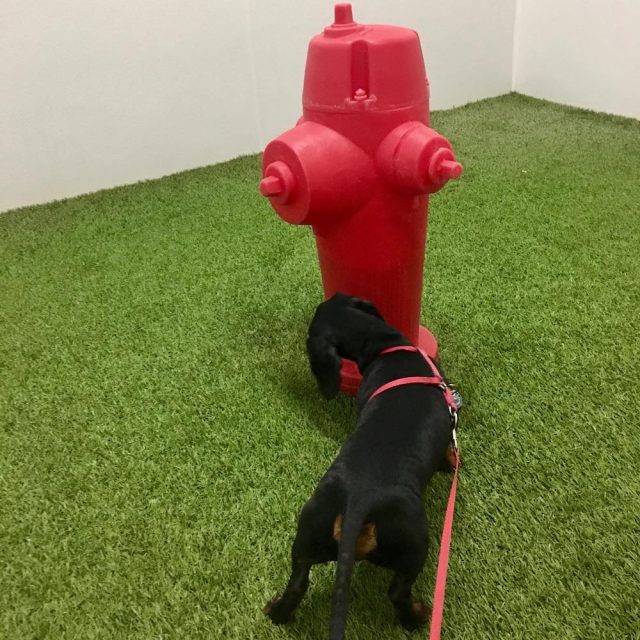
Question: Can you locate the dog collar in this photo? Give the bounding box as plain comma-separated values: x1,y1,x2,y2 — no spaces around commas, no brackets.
368,346,462,433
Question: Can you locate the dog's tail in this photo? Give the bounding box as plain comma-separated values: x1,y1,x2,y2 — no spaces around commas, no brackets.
328,500,370,640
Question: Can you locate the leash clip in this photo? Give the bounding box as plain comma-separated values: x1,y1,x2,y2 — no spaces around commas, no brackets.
449,405,459,430
451,425,459,452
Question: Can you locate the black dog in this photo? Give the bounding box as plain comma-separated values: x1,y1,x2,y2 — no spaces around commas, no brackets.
264,293,457,639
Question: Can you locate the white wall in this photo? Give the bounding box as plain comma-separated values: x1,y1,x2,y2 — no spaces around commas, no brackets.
513,0,640,120
1,0,261,213
1,1,515,212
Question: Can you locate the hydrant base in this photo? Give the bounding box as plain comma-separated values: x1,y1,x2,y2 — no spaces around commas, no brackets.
339,325,439,395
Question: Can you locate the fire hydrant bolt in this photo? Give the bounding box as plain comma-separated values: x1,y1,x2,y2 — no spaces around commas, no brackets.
259,160,297,207
259,175,283,197
334,3,354,25
438,160,463,180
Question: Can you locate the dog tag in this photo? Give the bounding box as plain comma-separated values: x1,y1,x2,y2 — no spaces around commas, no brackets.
451,388,463,410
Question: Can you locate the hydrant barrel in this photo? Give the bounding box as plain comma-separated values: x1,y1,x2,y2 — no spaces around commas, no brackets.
260,3,462,393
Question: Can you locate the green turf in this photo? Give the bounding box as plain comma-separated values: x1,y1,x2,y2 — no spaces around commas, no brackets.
1,93,639,639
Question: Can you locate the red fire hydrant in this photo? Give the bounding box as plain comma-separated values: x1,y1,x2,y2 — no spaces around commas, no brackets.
260,3,462,393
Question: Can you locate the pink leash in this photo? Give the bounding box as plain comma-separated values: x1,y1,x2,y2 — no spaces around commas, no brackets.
371,345,461,640
429,446,459,640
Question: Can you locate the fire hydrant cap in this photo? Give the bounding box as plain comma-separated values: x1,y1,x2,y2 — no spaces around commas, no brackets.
308,4,427,112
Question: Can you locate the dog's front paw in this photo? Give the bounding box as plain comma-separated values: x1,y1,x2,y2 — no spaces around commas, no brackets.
263,596,293,625
398,600,430,631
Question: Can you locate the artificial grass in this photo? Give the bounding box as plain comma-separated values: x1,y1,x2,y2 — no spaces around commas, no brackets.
1,93,639,640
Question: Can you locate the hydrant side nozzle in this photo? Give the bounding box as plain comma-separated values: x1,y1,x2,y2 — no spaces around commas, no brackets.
261,122,375,226
376,122,463,194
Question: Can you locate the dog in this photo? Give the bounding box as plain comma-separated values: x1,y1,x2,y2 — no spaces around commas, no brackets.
264,293,458,639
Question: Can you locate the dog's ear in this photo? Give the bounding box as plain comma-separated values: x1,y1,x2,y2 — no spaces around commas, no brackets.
306,335,342,399
350,297,384,320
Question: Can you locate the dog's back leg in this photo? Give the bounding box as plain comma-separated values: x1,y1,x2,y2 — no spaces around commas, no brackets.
264,557,312,624
388,569,429,630
264,483,343,624
374,506,429,629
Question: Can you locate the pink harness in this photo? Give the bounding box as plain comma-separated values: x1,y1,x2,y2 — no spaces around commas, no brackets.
368,344,461,640
369,346,460,429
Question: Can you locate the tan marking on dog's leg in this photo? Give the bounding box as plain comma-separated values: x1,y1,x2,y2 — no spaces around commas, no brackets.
333,514,378,558
333,514,343,542
263,596,280,615
355,522,378,558
411,600,429,621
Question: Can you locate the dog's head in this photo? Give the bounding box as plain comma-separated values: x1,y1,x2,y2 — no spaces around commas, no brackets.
306,293,389,399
